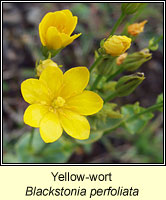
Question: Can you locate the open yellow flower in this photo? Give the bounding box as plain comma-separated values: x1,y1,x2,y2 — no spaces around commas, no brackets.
39,9,81,50
103,35,131,57
21,66,103,143
128,20,148,36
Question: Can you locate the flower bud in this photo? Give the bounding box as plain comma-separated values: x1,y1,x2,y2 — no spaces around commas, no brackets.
97,103,123,119
128,20,147,36
36,59,58,76
96,57,116,76
116,53,128,65
103,81,117,92
120,48,152,71
115,72,145,97
121,3,143,15
39,10,81,51
103,35,131,57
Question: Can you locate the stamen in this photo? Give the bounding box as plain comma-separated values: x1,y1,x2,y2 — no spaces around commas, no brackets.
52,96,65,108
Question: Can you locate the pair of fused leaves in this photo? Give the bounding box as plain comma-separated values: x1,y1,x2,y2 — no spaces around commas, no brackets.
121,102,154,134
77,102,123,144
77,93,163,144
11,129,76,163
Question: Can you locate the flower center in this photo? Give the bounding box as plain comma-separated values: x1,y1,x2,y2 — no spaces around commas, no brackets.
57,24,65,33
51,96,65,109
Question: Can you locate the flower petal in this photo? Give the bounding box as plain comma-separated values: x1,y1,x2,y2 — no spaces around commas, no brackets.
46,26,62,50
62,10,78,35
39,11,67,45
24,104,49,128
60,67,89,99
52,11,67,29
62,9,73,17
21,78,50,104
61,33,81,47
66,16,78,35
40,111,63,143
40,66,63,99
58,109,90,140
39,12,54,46
65,90,103,115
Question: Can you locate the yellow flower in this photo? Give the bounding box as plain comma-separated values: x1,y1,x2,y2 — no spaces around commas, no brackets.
39,9,81,50
103,35,131,57
116,53,128,65
21,66,103,143
128,20,148,36
36,59,58,76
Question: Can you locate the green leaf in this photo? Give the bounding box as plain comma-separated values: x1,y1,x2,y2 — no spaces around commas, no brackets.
76,130,104,145
94,50,99,59
156,93,163,112
148,36,163,52
97,103,123,119
76,116,123,144
121,102,154,134
149,37,159,51
90,116,123,133
100,38,106,48
3,153,19,163
16,130,76,163
41,46,62,58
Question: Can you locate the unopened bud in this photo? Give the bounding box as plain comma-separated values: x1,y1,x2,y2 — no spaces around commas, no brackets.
97,103,123,119
103,35,131,57
103,81,117,92
121,3,143,15
128,20,148,36
120,48,152,71
115,72,145,97
116,53,128,65
97,57,116,76
36,59,58,76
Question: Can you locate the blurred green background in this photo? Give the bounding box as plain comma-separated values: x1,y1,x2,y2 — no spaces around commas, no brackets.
3,2,163,163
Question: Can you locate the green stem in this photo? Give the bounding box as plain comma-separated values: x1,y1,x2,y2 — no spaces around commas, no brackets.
129,3,147,24
89,55,103,72
91,56,116,91
28,128,35,150
152,35,163,46
121,4,147,35
110,13,126,36
104,102,163,134
48,51,52,59
126,102,163,122
106,67,124,82
91,74,103,90
104,119,125,135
